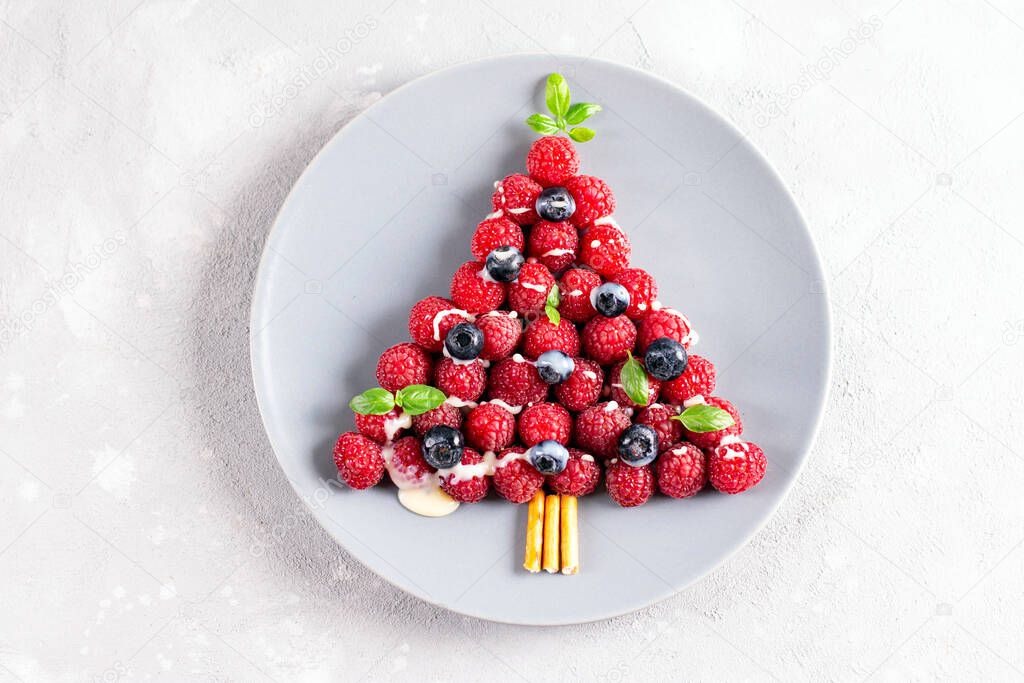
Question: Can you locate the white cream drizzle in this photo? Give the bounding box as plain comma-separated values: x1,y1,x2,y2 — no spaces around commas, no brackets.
484,398,524,415
593,216,620,228
484,209,504,220
542,248,574,257
431,308,472,341
683,395,706,408
518,280,546,293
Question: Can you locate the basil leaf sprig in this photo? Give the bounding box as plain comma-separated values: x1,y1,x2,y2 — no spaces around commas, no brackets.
348,384,446,416
544,283,561,325
620,351,650,406
526,73,601,142
671,404,736,433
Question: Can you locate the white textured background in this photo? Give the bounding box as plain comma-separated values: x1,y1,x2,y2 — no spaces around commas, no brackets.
2,0,1023,681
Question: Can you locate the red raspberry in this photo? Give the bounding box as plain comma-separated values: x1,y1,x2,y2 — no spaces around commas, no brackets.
439,447,491,503
388,436,435,488
708,440,765,494
475,310,522,360
463,402,516,452
411,402,463,437
683,396,742,450
636,308,697,353
657,442,706,498
565,175,615,227
573,402,631,459
605,460,654,507
492,174,541,225
635,403,683,451
581,315,637,365
487,357,548,406
608,358,661,408
376,343,431,393
333,432,385,489
408,296,472,353
526,135,580,187
522,317,580,359
471,215,524,262
518,402,572,446
493,448,544,503
508,262,555,317
554,358,604,411
433,357,487,402
450,261,506,315
660,354,716,404
579,223,630,277
612,268,658,320
527,220,578,274
558,268,601,323
354,408,404,444
547,448,600,496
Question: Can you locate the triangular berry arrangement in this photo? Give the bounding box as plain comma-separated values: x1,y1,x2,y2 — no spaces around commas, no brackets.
333,74,766,575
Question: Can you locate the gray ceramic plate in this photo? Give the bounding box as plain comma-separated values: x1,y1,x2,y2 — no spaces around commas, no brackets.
250,54,831,625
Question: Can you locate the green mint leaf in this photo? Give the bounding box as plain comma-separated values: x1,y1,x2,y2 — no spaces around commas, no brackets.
565,102,602,125
546,283,561,309
349,387,395,415
672,404,736,432
393,384,446,416
620,351,650,406
568,126,596,143
545,303,561,325
526,113,559,135
545,73,571,118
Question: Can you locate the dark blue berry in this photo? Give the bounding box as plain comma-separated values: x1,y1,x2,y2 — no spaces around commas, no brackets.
485,246,525,283
618,424,659,467
421,425,464,469
444,322,484,361
535,350,575,384
644,337,688,381
593,282,630,317
528,439,569,474
535,186,576,222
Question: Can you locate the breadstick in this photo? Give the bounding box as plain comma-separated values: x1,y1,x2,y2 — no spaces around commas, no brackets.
523,490,545,573
560,495,579,575
542,493,560,573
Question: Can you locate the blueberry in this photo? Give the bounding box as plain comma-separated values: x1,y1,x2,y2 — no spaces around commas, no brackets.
535,350,575,384
535,186,576,222
485,246,525,283
644,337,688,381
421,425,464,469
592,282,630,317
528,439,569,474
444,322,484,361
618,424,659,467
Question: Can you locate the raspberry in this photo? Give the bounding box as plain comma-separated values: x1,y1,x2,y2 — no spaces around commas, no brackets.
528,220,578,274
354,408,404,444
554,358,604,411
657,442,706,498
605,460,654,507
612,268,658,320
635,403,682,451
558,268,601,323
450,261,506,315
636,308,697,353
518,402,572,445
439,447,491,503
376,343,431,393
683,396,742,450
463,402,516,452
526,135,580,187
433,357,487,402
579,222,631,277
573,402,631,459
660,354,716,404
507,262,555,317
471,215,525,262
411,402,463,437
492,174,541,225
487,357,548,407
522,317,580,358
388,436,434,488
333,432,385,489
408,296,472,353
548,448,601,496
493,449,544,503
608,358,661,408
581,315,637,365
564,175,615,227
475,310,522,360
708,440,765,494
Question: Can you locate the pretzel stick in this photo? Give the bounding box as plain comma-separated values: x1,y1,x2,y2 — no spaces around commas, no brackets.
560,495,579,575
542,493,561,574
523,490,545,573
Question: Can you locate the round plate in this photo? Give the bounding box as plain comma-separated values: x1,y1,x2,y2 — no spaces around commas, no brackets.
250,54,831,625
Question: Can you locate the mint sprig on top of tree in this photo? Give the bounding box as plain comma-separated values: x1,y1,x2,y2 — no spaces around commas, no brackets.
526,73,602,142
349,385,446,416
